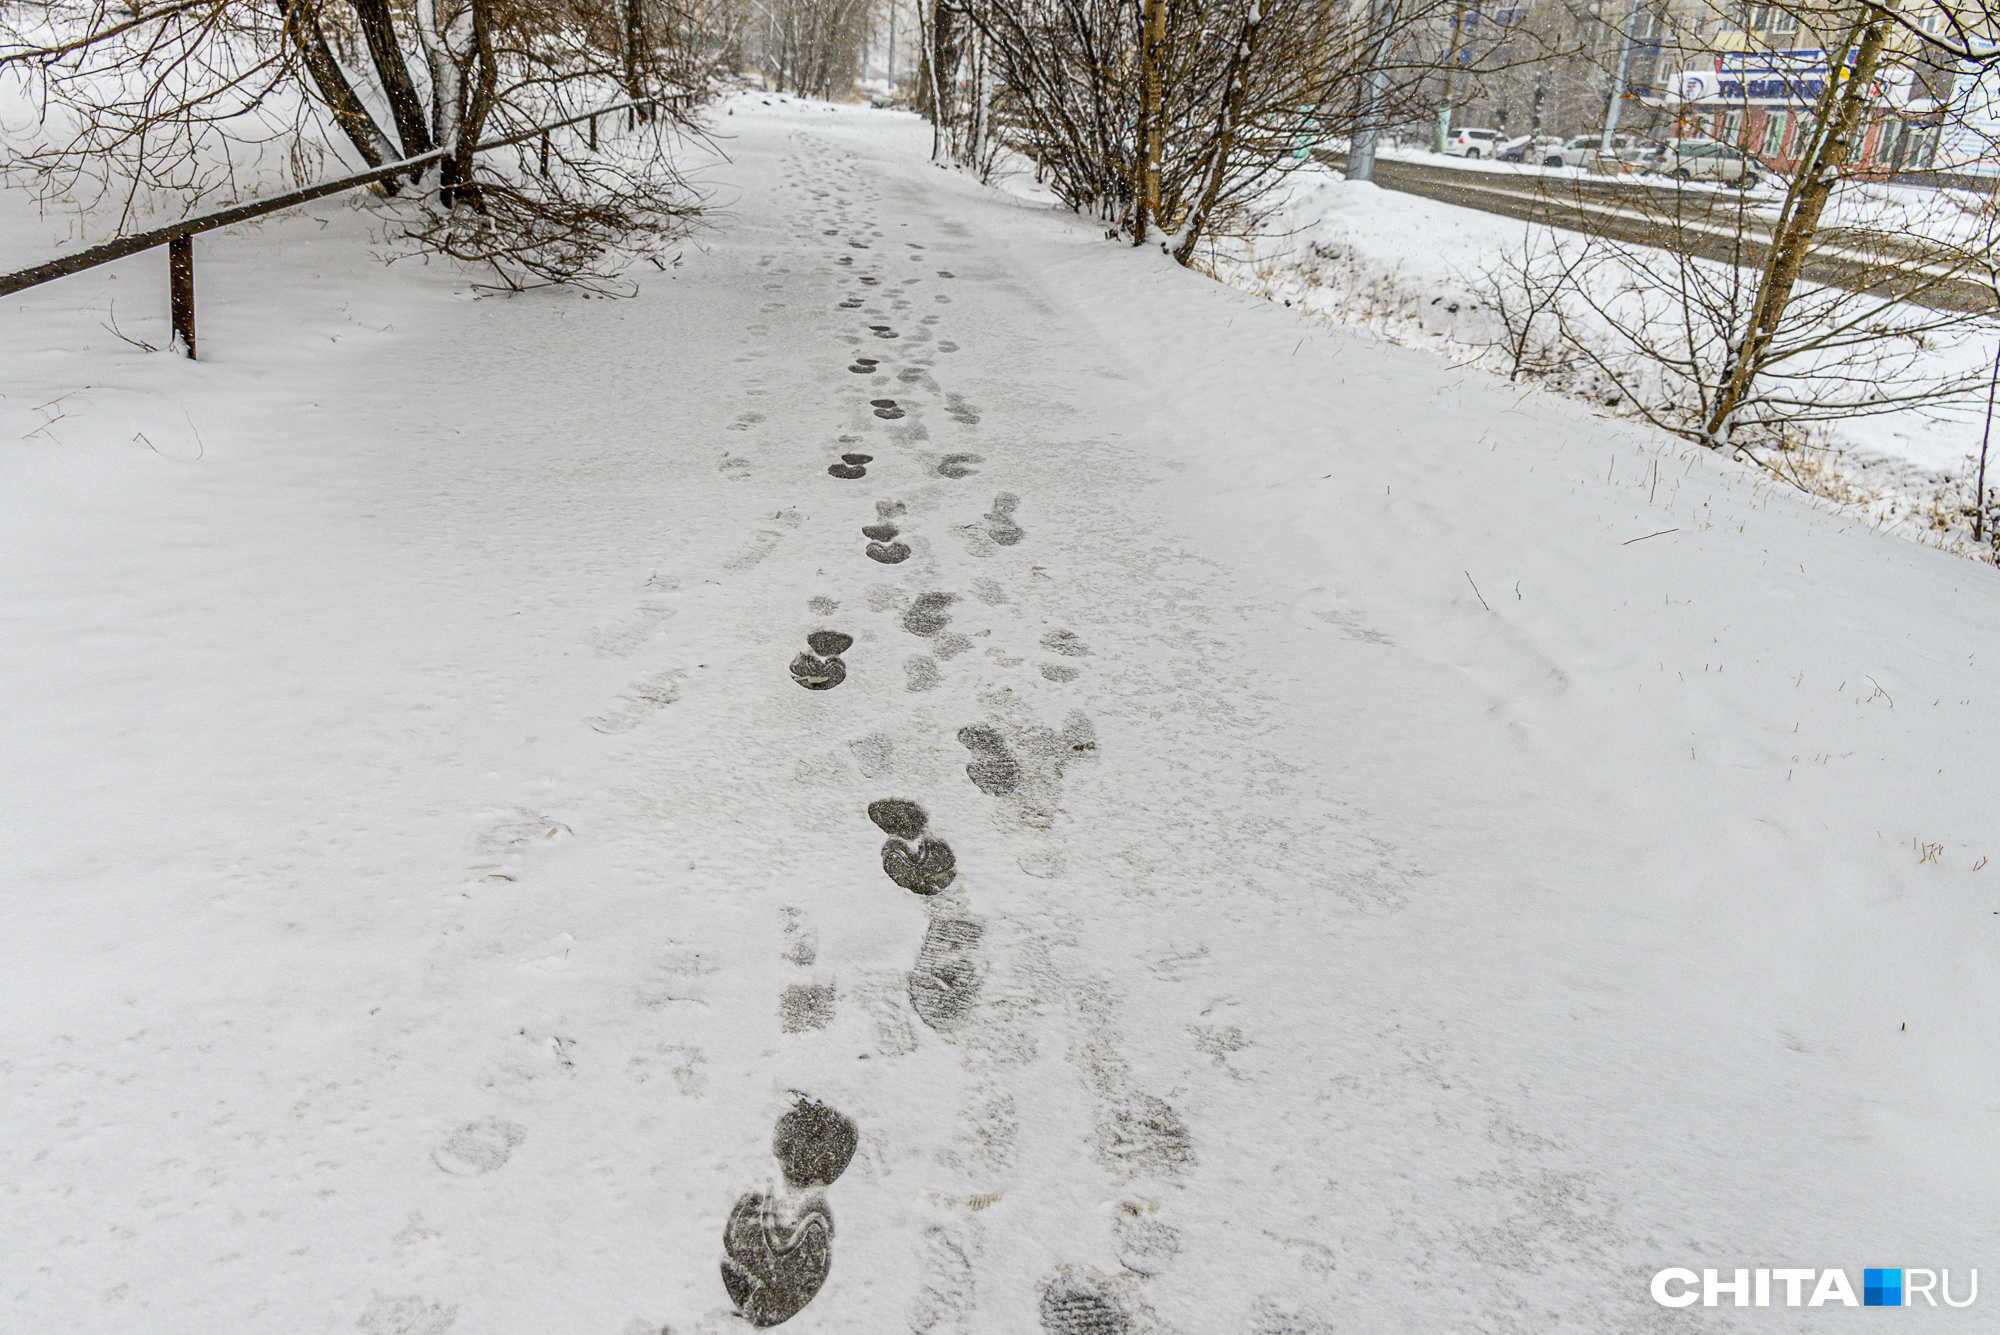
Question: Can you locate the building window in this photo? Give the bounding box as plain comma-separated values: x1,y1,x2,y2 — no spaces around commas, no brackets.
1878,121,1904,166
1723,109,1743,144
1769,7,1797,34
1762,109,1789,156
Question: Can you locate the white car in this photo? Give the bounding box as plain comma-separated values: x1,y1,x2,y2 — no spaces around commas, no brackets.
1550,133,1635,168
1649,139,1761,185
1497,134,1564,163
1441,127,1501,159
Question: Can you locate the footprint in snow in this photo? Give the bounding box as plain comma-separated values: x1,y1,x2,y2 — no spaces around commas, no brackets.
865,499,912,563
903,592,959,637
779,983,836,1032
936,453,982,478
773,1097,859,1189
957,724,1021,796
829,452,872,480
985,493,1024,545
869,797,957,895
908,913,984,1031
867,539,911,564
1039,1276,1128,1334
721,1194,834,1327
587,670,680,733
958,713,1099,828
872,398,906,420
721,1098,858,1326
791,629,853,691
433,1119,526,1176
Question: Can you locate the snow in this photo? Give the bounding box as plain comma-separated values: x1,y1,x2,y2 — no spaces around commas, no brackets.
4,91,1999,1333
1213,162,2000,537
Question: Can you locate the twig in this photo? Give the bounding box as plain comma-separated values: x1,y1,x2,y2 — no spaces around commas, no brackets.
1465,571,1490,610
1623,527,1679,545
100,300,159,353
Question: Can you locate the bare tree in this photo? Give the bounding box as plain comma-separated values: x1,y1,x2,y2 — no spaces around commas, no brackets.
1472,167,1999,481
1702,0,1908,443
1,0,717,287
760,0,876,96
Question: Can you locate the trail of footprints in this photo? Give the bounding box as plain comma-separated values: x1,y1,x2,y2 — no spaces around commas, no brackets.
717,148,1158,1332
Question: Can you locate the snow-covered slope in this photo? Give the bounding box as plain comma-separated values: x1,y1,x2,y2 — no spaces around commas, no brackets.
1208,165,2000,550
3,95,1997,1333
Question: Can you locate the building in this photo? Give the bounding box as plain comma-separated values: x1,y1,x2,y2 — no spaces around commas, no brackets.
1419,0,1972,174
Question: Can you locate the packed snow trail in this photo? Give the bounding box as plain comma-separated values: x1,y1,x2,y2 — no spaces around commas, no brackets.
4,95,1998,1334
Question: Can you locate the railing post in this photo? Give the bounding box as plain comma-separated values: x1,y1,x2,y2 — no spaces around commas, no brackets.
168,235,195,360
589,114,597,151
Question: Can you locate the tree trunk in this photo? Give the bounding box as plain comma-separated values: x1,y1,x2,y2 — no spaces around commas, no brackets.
1172,0,1264,265
624,0,653,121
454,0,499,212
1134,0,1164,243
1701,3,1896,444
284,0,400,174
924,0,949,160
415,0,464,199
351,0,437,161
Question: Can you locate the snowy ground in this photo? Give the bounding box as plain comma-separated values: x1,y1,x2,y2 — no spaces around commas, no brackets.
5,94,2000,1333
1203,163,2000,552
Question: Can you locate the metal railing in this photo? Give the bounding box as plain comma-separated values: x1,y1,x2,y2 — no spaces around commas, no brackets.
0,96,656,358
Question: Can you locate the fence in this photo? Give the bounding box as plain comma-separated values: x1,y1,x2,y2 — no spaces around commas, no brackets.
0,96,658,358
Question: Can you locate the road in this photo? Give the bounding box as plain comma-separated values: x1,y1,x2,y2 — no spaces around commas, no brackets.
1320,150,1998,313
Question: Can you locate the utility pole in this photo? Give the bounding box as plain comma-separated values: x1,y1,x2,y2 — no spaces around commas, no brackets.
888,0,896,92
1348,0,1400,181
1436,1,1467,153
1601,0,1644,152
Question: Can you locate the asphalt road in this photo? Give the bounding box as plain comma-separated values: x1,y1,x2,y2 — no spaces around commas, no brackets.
1317,151,1996,314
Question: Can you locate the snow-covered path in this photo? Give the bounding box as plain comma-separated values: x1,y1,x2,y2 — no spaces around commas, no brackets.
6,98,1999,1334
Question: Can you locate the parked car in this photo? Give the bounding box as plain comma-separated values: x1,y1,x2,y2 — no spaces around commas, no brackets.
1441,127,1501,159
1548,133,1635,168
1497,134,1563,164
1654,139,1762,186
